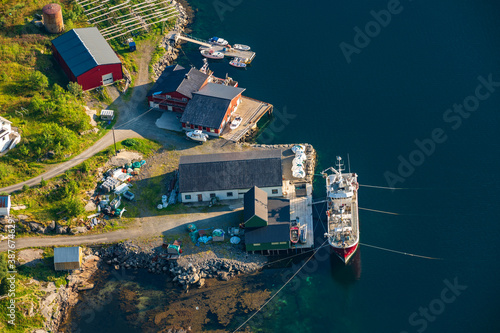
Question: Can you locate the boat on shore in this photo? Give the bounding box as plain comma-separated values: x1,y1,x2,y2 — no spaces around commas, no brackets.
209,37,228,46
186,130,208,142
233,44,251,51
322,156,359,264
229,116,242,130
290,221,300,244
201,49,224,59
230,57,247,68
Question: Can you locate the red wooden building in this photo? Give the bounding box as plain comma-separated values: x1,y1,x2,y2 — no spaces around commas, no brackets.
180,83,245,136
147,65,209,112
51,27,123,91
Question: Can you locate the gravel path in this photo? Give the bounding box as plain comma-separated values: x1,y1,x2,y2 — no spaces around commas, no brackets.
0,40,191,194
0,207,243,252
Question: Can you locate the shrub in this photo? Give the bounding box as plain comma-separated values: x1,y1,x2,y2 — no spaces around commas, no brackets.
22,184,29,192
60,195,84,217
40,177,47,187
29,70,49,91
67,81,83,97
122,138,138,147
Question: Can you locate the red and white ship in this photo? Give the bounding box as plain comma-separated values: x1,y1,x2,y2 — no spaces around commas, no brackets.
322,157,359,264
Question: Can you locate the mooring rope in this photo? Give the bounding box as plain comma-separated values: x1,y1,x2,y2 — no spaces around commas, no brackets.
359,243,443,260
359,207,400,215
232,240,329,332
359,184,414,190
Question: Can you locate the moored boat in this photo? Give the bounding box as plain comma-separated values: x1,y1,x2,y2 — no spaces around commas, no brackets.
233,44,251,51
322,156,359,264
209,37,228,46
229,57,247,68
201,49,224,59
186,130,208,142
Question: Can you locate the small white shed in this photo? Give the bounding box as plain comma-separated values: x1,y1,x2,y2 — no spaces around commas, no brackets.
100,109,114,121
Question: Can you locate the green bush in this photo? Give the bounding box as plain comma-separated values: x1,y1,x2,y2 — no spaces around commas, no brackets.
40,177,47,187
122,138,138,147
67,81,83,97
29,70,49,91
22,184,29,192
60,195,84,217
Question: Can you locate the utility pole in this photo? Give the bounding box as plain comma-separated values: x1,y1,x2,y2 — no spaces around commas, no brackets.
112,127,117,156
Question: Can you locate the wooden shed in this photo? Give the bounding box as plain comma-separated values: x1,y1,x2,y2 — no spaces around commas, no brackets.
54,247,82,271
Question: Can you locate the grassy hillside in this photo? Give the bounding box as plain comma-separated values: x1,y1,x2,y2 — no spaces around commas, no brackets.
0,1,98,186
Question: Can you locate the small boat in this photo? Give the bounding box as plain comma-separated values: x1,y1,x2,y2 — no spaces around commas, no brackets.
233,44,251,51
229,116,242,130
186,130,208,142
209,37,228,46
229,58,247,68
290,221,300,244
201,49,224,59
299,224,307,244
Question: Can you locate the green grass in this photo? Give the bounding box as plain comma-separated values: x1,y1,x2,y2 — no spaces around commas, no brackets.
0,248,68,332
10,138,162,225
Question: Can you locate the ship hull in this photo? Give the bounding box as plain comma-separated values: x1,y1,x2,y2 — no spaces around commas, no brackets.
330,242,359,264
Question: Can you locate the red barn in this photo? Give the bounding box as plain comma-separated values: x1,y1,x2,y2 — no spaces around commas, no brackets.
51,27,123,91
180,83,245,136
147,64,209,112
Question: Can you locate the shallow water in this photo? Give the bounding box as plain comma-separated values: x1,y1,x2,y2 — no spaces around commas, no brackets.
69,0,500,332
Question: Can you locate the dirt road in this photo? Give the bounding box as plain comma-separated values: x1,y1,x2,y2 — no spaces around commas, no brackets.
0,40,191,194
0,206,243,251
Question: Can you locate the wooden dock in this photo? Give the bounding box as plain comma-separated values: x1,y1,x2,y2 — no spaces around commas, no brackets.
221,96,272,142
285,183,314,249
173,33,257,63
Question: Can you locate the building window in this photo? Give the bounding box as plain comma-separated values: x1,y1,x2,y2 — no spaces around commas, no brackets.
210,193,216,198
254,243,261,246
210,128,215,133
185,195,191,200
182,98,187,102
166,95,171,99
279,242,287,245
227,192,233,197
271,242,279,245
272,189,278,194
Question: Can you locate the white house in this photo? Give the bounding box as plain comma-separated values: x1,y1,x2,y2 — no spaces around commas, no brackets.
0,195,11,216
0,116,21,153
178,150,284,203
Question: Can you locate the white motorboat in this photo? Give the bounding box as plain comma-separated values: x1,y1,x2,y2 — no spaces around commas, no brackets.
209,37,228,46
201,49,224,59
229,116,242,130
233,44,251,51
186,130,208,142
229,57,247,68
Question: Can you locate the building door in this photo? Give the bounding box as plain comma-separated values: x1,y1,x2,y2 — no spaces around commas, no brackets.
197,194,202,202
102,73,114,85
168,105,173,111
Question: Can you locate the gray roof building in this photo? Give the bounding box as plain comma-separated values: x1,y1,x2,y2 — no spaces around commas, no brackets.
244,186,268,228
147,64,209,99
179,150,283,193
51,27,121,77
180,83,246,130
54,247,82,270
245,197,291,246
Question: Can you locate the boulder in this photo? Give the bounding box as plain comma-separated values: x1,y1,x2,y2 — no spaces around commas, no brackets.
70,227,87,235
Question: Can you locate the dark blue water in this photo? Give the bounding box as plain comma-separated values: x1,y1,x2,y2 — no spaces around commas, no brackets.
70,0,500,332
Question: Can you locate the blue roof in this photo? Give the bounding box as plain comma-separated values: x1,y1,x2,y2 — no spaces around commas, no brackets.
52,27,121,77
0,195,10,208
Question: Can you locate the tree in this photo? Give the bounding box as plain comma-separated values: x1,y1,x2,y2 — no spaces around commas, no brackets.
61,195,84,217
40,177,47,187
67,81,83,97
30,71,49,91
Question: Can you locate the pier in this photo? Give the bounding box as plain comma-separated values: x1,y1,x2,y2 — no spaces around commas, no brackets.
172,33,257,63
221,97,273,142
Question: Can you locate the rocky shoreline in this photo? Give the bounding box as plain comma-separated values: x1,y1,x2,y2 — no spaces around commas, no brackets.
98,241,266,291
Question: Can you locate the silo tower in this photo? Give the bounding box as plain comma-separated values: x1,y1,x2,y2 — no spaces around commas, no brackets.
42,3,64,34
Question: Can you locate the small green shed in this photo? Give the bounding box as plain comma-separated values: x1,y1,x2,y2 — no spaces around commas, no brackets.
243,186,268,228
